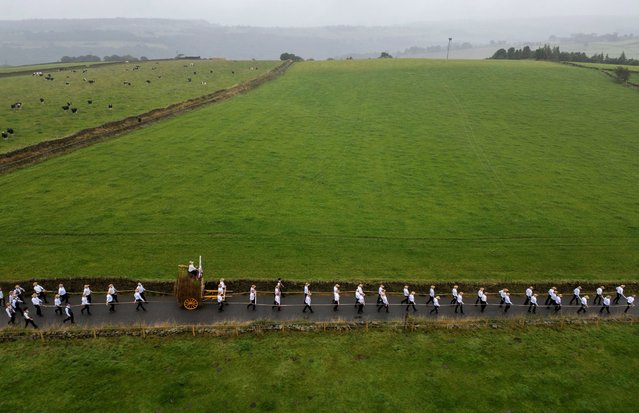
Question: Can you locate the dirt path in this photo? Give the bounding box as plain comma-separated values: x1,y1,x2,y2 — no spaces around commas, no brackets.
0,60,293,175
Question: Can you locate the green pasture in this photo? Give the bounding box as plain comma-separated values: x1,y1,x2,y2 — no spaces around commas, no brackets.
1,59,638,281
570,62,639,72
0,59,279,152
0,61,111,74
0,325,637,412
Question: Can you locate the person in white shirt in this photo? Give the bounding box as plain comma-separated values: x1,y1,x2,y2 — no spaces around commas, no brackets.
570,286,581,305
377,284,385,304
547,288,557,309
58,283,69,304
480,291,488,313
13,285,25,302
577,295,589,314
593,286,604,306
187,261,198,277
426,285,435,305
357,292,365,314
11,294,24,316
475,288,484,306
6,303,16,325
355,284,364,307
219,279,227,301
401,285,410,304
23,309,38,329
106,293,115,312
0,287,4,307
613,285,626,305
528,294,538,313
377,290,389,313
31,293,43,316
333,284,340,311
33,282,48,303
83,284,92,304
600,296,611,314
63,303,74,324
524,286,533,305
135,290,147,311
136,283,146,301
54,294,63,315
450,285,459,305
625,295,635,313
554,294,562,312
498,288,509,308
108,284,118,303
503,293,512,313
81,295,91,315
247,285,257,311
303,283,310,302
302,292,313,313
217,283,225,311
455,292,464,314
545,287,556,307
406,291,418,312
272,286,281,311
430,296,441,314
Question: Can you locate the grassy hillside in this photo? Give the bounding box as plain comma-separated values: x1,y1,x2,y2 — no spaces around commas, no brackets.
0,59,279,153
0,325,637,412
0,59,638,281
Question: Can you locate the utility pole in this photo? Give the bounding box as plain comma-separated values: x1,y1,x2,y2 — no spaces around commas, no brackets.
446,37,453,61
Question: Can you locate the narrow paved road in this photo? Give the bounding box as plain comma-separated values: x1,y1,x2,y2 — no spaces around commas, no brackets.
4,292,635,329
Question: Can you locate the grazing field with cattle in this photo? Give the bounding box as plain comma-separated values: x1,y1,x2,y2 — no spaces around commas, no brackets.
0,59,279,153
0,59,638,282
0,325,637,412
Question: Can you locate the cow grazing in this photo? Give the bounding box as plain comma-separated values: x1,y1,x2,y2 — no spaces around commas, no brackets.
1,132,8,139
145,80,151,84
108,104,113,109
71,108,78,114
10,102,22,110
87,80,95,84
87,100,92,105
7,128,14,134
65,81,70,85
187,78,192,82
40,98,45,104
62,105,69,111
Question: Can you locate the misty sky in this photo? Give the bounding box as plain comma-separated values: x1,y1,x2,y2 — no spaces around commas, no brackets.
4,0,639,26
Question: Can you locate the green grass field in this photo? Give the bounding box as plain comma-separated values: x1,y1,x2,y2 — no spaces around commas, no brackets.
1,59,638,282
0,60,111,74
0,59,279,153
0,324,637,412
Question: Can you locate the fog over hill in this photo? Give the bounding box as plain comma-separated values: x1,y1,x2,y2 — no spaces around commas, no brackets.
1,17,637,65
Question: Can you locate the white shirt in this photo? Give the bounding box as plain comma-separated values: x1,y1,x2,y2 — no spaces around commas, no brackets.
220,281,226,292
403,288,409,297
357,286,364,295
108,286,116,295
573,288,580,296
359,295,365,305
65,307,72,316
31,297,42,306
58,287,66,295
550,291,557,300
378,286,384,295
548,288,554,295
504,296,512,305
555,296,562,305
137,284,145,293
188,263,197,272
333,285,339,294
480,293,487,303
499,289,506,298
274,287,280,296
305,295,311,306
334,292,340,302
452,288,458,298
616,286,624,295
433,298,440,307
134,292,144,302
34,285,44,294
106,294,114,304
217,294,224,303
23,311,33,320
603,297,611,306
530,296,538,305
456,295,463,304
218,286,224,296
0,290,3,299
408,293,415,303
477,290,483,298
525,288,533,297
627,297,635,305
54,297,62,306
355,290,362,301
429,288,435,297
580,297,588,306
596,288,603,295
6,307,14,317
249,288,256,301
81,296,89,305
304,285,310,295
274,294,281,304
83,287,91,296
382,295,389,305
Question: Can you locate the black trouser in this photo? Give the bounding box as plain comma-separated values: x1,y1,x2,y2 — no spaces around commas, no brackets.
504,303,511,313
499,298,505,308
333,301,339,311
577,305,587,314
528,303,537,313
86,295,92,304
430,306,439,314
272,301,281,311
136,300,146,311
24,319,38,329
247,299,256,310
55,306,63,315
377,295,382,304
140,293,146,302
406,302,417,312
613,293,622,304
81,305,91,315
401,296,409,304
480,302,487,312
377,303,389,313
594,295,602,305
524,296,531,305
426,296,434,305
61,294,69,304
108,303,115,312
0,298,4,307
113,294,119,303
455,303,464,314
545,295,553,306
38,292,48,303
570,295,579,305
302,304,313,313
357,303,364,314
450,296,457,305
218,301,224,311
625,305,632,313
600,305,610,314
63,314,74,323
13,304,23,316
8,314,16,324
34,305,42,316
554,304,561,312
188,270,198,277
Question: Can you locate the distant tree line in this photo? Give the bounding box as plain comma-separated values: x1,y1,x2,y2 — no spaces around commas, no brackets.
280,52,304,62
60,54,149,63
490,45,638,66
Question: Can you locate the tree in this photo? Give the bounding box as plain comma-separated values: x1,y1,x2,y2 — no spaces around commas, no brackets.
280,52,303,62
521,46,532,59
491,48,508,59
379,52,393,59
614,66,630,84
